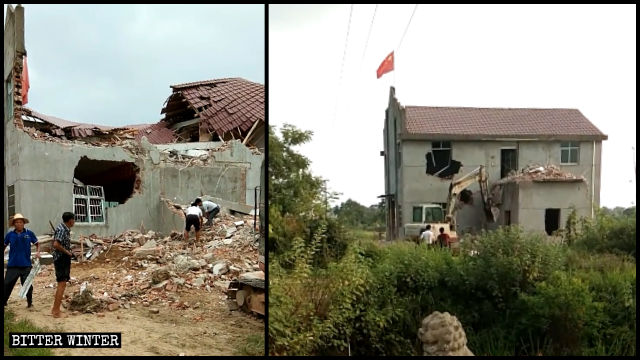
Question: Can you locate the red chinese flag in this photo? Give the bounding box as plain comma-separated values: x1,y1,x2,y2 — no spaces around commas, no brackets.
376,51,394,79
22,56,30,105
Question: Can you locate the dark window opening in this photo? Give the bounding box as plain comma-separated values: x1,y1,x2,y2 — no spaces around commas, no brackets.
505,210,511,226
501,149,518,178
412,206,423,222
8,185,15,217
545,208,560,235
74,157,139,204
426,141,461,178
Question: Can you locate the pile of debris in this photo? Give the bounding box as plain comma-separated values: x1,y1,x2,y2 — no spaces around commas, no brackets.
36,212,260,315
495,163,586,184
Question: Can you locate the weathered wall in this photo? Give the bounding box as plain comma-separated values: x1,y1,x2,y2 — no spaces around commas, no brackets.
383,87,403,240
7,125,263,236
395,138,601,237
517,181,592,233
4,5,25,232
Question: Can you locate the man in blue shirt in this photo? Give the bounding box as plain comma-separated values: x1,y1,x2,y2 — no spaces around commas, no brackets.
4,213,40,308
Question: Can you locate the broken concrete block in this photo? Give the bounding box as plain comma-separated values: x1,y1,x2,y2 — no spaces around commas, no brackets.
172,278,186,286
173,255,201,273
150,308,160,314
194,276,206,287
229,265,241,272
151,267,171,284
212,261,228,275
225,227,237,238
198,259,207,268
132,240,163,258
146,230,156,238
234,221,244,227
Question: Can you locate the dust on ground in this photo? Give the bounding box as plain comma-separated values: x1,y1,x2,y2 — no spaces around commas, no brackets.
4,213,264,356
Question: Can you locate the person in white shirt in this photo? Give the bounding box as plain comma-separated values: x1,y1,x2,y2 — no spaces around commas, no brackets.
420,224,434,246
184,198,204,244
201,200,220,228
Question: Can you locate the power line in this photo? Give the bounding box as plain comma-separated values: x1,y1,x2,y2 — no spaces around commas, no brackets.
334,4,354,126
360,4,378,70
397,4,418,50
338,4,354,87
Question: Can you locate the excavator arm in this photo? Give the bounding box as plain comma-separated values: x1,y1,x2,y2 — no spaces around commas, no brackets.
444,165,498,229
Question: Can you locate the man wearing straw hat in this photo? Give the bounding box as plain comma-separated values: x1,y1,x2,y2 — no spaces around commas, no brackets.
4,213,40,308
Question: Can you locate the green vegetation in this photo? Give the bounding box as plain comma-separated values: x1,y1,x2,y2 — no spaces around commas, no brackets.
4,310,53,356
268,124,636,356
236,333,266,356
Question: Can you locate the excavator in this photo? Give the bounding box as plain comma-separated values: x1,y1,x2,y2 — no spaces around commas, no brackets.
405,165,499,244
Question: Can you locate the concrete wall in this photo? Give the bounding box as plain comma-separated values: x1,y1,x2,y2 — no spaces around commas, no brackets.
4,5,25,232
516,181,591,233
6,125,263,236
394,138,602,237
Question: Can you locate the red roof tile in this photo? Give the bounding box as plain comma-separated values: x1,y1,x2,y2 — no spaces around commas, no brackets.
135,121,176,144
162,78,264,138
404,106,607,140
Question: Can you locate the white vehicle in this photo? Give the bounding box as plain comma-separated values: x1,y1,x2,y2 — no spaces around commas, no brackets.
404,166,499,244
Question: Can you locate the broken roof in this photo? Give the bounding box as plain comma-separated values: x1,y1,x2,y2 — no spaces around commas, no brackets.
403,106,607,141
495,164,586,185
22,107,151,139
160,77,264,138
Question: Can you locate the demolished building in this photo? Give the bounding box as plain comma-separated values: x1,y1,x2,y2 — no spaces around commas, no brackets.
382,87,607,239
3,5,264,237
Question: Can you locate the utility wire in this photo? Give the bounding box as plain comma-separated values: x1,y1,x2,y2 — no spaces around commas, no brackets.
359,4,378,70
397,4,418,50
334,4,354,126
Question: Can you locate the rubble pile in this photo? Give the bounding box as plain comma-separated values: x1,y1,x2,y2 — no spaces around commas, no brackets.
496,163,586,184
41,213,260,315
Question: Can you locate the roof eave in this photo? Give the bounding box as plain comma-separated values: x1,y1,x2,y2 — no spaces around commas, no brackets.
399,133,607,141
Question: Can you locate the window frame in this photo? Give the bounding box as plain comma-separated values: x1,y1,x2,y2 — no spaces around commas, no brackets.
560,142,580,165
412,206,423,223
73,185,106,224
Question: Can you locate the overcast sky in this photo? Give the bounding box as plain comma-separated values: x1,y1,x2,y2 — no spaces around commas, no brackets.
269,4,636,209
5,4,264,127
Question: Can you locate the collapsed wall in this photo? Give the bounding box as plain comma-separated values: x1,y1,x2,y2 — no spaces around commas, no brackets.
6,123,263,236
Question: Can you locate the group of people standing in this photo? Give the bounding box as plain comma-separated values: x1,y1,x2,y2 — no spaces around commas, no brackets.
419,224,451,249
4,212,76,318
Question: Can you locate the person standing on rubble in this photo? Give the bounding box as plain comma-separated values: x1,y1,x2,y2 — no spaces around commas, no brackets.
4,213,40,309
51,212,75,318
201,200,221,228
184,198,204,244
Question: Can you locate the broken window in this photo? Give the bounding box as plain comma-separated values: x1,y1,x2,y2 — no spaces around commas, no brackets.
7,185,15,217
73,185,105,223
74,157,140,204
545,208,560,235
505,210,511,226
560,142,580,164
426,141,462,178
501,148,518,178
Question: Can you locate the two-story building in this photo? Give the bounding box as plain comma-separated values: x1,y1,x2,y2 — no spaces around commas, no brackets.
382,87,607,240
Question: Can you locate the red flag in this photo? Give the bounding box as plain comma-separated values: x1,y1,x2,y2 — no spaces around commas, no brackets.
376,51,394,79
22,56,30,105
